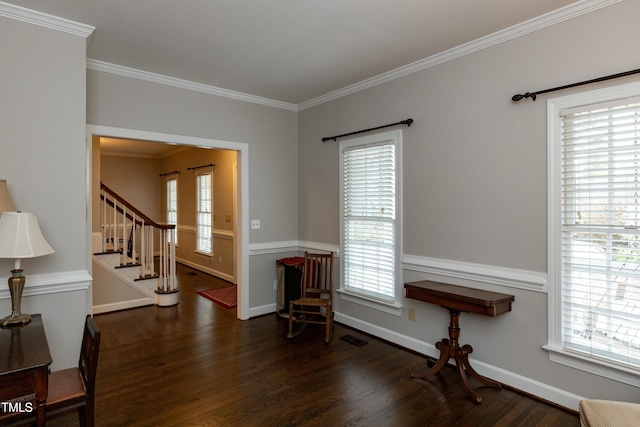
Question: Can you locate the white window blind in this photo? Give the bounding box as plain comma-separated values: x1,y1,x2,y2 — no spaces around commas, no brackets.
167,177,177,244
196,172,212,254
561,98,640,371
342,140,396,301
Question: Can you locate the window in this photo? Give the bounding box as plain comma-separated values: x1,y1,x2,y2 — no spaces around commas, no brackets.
166,175,178,245
339,130,402,311
196,171,212,255
547,82,640,384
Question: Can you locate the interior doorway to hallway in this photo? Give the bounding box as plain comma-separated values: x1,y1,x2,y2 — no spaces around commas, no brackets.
86,125,250,320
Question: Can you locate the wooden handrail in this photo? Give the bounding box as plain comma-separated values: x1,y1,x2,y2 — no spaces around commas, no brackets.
100,182,175,231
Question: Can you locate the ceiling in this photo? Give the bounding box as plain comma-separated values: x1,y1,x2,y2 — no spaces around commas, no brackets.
4,0,581,106
99,138,191,158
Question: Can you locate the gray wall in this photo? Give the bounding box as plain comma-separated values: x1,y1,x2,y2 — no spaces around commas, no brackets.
298,0,640,408
0,16,91,370
87,69,299,308
3,0,639,406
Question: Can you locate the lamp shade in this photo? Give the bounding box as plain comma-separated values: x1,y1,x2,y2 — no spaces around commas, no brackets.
0,180,16,212
0,212,54,259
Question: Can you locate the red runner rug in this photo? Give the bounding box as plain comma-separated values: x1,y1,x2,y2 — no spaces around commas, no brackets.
197,285,237,309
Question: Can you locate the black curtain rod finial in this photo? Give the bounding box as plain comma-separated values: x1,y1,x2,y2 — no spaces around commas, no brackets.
512,92,537,102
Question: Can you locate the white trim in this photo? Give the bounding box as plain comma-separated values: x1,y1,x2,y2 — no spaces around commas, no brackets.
175,258,235,284
195,168,214,255
87,124,251,320
249,302,277,318
298,241,340,256
247,240,545,293
403,254,547,293
86,59,298,112
93,298,154,314
543,345,640,388
0,1,94,40
339,130,404,310
212,229,234,239
248,240,340,256
298,0,623,110
75,0,619,112
179,225,234,239
0,270,92,298
249,240,300,256
546,81,640,383
336,311,586,411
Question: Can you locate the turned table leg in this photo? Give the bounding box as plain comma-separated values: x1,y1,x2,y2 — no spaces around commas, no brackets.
411,308,501,404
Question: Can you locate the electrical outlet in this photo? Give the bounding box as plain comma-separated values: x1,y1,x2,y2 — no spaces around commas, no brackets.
251,219,260,229
408,306,416,321
274,279,278,290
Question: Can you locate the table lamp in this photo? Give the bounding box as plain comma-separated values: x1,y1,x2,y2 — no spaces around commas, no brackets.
0,211,54,327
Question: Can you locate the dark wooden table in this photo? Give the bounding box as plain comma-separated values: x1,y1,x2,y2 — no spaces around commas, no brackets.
0,314,52,426
405,281,514,403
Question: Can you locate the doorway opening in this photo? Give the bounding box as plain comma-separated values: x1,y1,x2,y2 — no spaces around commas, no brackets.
86,125,250,320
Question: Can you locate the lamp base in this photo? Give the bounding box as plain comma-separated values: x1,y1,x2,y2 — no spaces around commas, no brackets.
0,311,31,328
0,269,31,328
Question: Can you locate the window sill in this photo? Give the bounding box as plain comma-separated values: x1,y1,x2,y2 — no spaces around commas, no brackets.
543,344,640,388
337,289,403,316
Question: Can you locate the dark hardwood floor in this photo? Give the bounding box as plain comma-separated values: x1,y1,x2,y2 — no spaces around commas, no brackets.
49,263,579,427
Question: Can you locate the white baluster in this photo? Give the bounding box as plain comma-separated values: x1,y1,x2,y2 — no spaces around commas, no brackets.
101,190,106,253
122,206,127,265
113,198,118,253
150,228,155,277
139,220,146,278
170,227,177,291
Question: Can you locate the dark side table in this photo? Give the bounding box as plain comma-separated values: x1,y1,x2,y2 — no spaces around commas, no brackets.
0,314,52,426
405,281,514,403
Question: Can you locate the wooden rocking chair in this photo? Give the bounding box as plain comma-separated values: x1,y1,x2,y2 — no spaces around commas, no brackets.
287,251,335,343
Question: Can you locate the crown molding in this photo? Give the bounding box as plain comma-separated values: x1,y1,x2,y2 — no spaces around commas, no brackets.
86,59,298,112
298,0,624,110
6,0,619,112
0,1,94,39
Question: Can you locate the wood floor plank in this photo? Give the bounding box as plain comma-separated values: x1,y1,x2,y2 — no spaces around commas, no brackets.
46,263,579,426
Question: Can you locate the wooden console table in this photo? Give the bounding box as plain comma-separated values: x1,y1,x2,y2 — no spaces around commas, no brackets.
0,314,52,426
405,281,514,403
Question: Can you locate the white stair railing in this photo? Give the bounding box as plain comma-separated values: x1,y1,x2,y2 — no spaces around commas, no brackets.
98,182,178,297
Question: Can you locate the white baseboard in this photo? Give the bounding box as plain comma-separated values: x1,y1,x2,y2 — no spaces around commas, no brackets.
176,257,235,283
249,302,277,318
334,311,584,411
93,297,154,314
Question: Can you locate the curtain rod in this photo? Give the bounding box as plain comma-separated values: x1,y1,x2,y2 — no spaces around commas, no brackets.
159,170,180,177
322,118,413,142
512,67,640,102
187,163,215,171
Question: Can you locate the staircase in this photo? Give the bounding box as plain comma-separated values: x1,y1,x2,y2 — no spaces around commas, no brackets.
93,182,177,313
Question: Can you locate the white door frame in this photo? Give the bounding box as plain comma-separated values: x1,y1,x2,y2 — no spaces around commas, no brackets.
86,124,250,320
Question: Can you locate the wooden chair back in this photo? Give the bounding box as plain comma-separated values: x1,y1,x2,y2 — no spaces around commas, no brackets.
44,315,101,426
300,251,334,300
79,314,101,399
